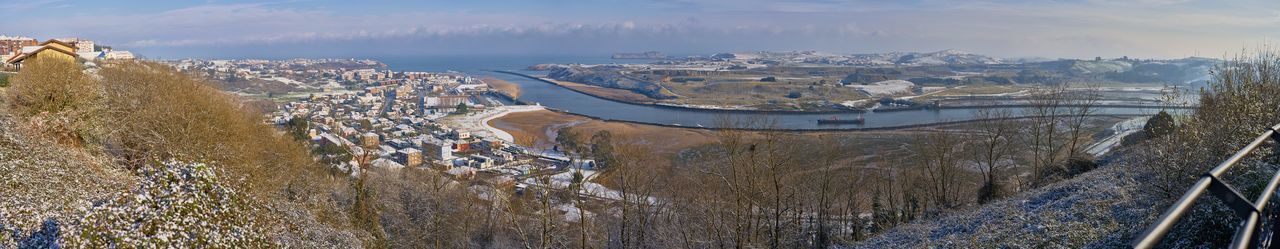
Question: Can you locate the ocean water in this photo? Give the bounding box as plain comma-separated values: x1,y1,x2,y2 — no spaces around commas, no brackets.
377,54,660,74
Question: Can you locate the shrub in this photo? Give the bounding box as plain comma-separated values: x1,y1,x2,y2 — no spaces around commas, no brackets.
1132,47,1280,247
72,160,270,247
96,61,315,197
1142,111,1176,138
6,57,99,117
5,58,103,146
0,73,10,87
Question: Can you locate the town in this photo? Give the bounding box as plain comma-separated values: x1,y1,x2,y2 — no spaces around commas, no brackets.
1,33,580,197
171,57,582,194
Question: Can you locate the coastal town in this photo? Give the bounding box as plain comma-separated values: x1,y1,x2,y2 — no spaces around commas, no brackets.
257,64,573,184
0,33,579,196
1,1,1273,248
169,56,583,193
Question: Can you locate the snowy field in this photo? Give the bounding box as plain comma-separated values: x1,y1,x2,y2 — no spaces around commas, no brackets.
850,80,916,96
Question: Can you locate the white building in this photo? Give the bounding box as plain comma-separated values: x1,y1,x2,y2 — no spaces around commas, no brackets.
75,40,94,52
105,50,134,60
420,138,455,162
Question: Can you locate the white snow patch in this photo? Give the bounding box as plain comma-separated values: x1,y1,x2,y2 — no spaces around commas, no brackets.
850,80,916,96
1086,116,1150,157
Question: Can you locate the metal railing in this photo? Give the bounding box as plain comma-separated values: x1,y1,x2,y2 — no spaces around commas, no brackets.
1133,124,1280,249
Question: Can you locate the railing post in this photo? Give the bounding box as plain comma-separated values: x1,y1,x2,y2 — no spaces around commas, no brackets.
1266,127,1280,248
1208,174,1259,218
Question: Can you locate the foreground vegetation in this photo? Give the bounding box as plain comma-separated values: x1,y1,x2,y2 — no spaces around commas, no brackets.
0,46,1272,248
0,58,362,247
859,48,1280,247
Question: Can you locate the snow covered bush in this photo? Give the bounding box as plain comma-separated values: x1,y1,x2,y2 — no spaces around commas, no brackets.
71,160,270,247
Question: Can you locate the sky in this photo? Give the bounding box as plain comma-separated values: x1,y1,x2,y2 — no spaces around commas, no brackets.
1,0,1278,59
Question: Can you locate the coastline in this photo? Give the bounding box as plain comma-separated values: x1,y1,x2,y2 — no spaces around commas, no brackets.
481,105,546,143
442,105,547,145
494,70,1191,115
493,70,872,114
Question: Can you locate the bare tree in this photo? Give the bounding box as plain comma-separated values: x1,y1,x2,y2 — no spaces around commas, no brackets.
1024,85,1069,187
1063,84,1101,160
971,107,1019,203
911,130,963,209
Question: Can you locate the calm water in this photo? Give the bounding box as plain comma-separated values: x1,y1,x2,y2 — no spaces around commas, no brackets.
379,55,1168,130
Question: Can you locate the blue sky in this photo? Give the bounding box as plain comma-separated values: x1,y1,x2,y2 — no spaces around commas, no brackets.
2,0,1277,59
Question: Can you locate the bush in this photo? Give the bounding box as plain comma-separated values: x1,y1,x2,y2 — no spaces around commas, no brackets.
0,73,10,87
96,61,315,196
6,57,99,117
1142,111,1175,138
72,160,269,247
1132,47,1280,247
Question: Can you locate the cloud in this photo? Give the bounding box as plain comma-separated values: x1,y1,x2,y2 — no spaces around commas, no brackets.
0,0,65,11
3,1,1277,59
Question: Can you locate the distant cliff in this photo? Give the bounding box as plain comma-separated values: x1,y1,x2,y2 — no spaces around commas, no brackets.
612,51,670,60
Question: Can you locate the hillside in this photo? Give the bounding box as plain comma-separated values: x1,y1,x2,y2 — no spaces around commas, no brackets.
0,58,365,247
0,107,135,246
850,153,1157,248
850,49,1004,66
852,50,1280,248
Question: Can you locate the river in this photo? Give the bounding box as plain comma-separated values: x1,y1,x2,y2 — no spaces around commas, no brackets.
379,55,1176,130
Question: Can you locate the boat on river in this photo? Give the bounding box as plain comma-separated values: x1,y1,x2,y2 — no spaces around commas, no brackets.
817,115,865,125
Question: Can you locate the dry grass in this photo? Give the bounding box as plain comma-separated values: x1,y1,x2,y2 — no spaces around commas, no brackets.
487,109,964,172
487,110,589,148
483,77,521,98
929,84,1029,96
548,79,656,104
489,110,720,167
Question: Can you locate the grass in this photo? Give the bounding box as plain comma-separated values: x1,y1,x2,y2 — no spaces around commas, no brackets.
930,84,1029,96
548,79,656,104
488,109,721,169
554,72,869,110
483,77,521,98
662,77,869,109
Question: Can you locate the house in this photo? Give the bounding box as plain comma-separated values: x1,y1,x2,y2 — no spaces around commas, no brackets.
420,138,455,162
360,132,380,148
6,39,79,67
469,155,494,169
396,148,422,167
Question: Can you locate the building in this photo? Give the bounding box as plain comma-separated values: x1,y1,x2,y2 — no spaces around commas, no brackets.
360,132,380,148
396,148,422,167
73,39,94,53
469,155,494,169
6,40,79,67
421,138,455,162
0,35,37,59
105,51,134,60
